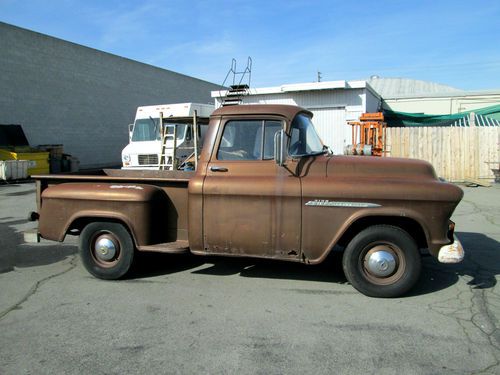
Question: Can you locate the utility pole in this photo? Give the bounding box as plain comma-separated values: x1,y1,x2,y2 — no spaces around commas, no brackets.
317,71,322,82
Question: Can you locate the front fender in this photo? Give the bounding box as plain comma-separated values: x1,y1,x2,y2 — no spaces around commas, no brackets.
302,204,446,264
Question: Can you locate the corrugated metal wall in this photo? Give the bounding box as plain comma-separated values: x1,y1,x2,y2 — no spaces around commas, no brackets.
309,108,347,154
237,88,372,154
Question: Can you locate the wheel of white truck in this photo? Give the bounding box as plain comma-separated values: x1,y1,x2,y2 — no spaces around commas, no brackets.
342,225,421,298
79,222,135,280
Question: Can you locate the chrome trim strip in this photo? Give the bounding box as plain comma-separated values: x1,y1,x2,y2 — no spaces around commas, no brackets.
305,200,381,208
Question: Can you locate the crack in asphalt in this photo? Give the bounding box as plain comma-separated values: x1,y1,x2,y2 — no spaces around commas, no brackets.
470,288,500,375
453,199,482,218
467,273,500,374
426,199,500,374
428,282,500,374
0,256,78,321
444,193,500,374
462,198,500,227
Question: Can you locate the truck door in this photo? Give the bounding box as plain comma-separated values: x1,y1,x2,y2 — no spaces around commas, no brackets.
202,118,301,258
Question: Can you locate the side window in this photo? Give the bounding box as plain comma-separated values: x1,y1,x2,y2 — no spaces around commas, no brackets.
217,120,262,160
217,120,283,160
263,121,282,159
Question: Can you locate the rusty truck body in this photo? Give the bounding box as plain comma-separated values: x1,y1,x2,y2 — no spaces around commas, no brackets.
32,104,464,297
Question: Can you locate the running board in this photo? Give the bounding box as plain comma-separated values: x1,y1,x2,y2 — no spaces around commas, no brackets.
137,240,189,253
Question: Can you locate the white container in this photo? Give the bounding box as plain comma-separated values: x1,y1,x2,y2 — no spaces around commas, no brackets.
0,160,29,180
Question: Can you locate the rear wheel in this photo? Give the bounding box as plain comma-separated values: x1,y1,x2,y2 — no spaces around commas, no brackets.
79,222,135,279
342,225,421,298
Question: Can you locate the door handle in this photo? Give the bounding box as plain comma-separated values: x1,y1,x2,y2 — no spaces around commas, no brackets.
210,166,228,172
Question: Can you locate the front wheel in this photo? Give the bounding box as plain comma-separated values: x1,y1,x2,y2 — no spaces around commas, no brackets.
79,222,135,280
342,225,421,298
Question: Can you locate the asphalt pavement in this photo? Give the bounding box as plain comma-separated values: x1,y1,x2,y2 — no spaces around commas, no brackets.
0,181,499,374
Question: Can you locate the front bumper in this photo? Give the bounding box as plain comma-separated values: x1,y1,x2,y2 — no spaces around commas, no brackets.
437,236,465,263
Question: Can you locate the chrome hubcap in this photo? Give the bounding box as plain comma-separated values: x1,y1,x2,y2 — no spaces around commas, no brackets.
94,236,117,261
365,249,396,277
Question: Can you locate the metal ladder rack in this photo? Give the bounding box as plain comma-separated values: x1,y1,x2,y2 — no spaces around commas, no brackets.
220,57,252,106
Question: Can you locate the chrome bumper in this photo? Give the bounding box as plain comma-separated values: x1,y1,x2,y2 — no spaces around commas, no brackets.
437,236,465,263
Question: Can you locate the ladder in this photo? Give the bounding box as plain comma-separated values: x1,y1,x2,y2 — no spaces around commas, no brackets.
159,115,177,170
223,84,250,106
220,57,252,106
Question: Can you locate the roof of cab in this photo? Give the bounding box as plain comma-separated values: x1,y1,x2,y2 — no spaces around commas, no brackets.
211,104,312,122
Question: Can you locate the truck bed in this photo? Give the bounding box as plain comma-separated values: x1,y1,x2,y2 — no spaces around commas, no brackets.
34,168,194,248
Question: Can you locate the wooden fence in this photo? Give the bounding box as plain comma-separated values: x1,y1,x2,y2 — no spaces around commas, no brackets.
385,127,500,182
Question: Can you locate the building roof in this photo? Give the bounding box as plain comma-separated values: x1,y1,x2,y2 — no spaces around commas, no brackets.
368,77,464,99
212,80,380,99
212,76,500,102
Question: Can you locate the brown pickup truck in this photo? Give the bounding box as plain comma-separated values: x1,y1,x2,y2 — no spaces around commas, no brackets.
32,104,464,297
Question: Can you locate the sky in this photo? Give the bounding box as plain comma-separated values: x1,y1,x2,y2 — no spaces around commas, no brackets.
1,0,499,90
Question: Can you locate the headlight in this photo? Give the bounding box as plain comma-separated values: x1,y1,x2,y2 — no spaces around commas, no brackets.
122,154,131,162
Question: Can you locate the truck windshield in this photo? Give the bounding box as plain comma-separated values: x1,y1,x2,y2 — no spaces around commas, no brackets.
289,114,324,156
132,118,160,141
131,118,186,142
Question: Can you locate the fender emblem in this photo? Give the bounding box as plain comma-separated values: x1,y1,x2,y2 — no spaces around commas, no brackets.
305,200,381,208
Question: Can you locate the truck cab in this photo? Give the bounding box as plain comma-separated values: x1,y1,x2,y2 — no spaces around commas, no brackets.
121,103,213,170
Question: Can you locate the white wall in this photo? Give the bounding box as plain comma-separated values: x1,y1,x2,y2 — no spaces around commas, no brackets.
365,89,382,113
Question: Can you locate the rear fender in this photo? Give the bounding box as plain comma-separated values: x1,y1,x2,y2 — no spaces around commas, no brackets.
38,183,173,246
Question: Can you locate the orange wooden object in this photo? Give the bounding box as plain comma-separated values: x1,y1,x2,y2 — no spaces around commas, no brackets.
347,113,387,156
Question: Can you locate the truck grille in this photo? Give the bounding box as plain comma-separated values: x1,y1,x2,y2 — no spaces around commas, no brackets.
138,154,158,165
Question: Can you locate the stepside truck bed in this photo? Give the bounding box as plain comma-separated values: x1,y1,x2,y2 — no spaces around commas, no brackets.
34,169,194,252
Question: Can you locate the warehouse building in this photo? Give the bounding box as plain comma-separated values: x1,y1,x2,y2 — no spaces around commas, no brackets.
213,81,381,154
369,76,500,115
0,22,220,168
212,77,500,154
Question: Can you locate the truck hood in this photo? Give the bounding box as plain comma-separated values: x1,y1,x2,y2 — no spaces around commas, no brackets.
326,155,438,181
320,155,463,204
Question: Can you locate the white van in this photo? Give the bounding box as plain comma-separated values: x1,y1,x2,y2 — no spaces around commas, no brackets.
121,103,213,170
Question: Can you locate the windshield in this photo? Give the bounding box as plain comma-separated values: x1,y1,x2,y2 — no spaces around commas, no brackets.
289,113,324,156
131,118,186,142
132,118,160,142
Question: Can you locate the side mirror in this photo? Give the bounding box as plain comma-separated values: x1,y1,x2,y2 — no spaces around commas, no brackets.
128,124,134,142
274,129,287,166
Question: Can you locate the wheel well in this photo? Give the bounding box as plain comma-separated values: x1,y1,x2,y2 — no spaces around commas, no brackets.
337,216,428,250
68,217,133,239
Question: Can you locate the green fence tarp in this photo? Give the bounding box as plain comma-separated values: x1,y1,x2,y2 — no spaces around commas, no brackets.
384,103,500,127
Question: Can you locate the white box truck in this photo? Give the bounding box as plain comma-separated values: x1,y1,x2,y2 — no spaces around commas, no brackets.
121,103,213,170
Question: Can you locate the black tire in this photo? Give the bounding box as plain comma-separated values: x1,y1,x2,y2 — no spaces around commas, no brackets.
79,222,135,280
342,225,421,298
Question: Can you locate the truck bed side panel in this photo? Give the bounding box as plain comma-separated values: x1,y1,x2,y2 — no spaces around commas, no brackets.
38,181,188,246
